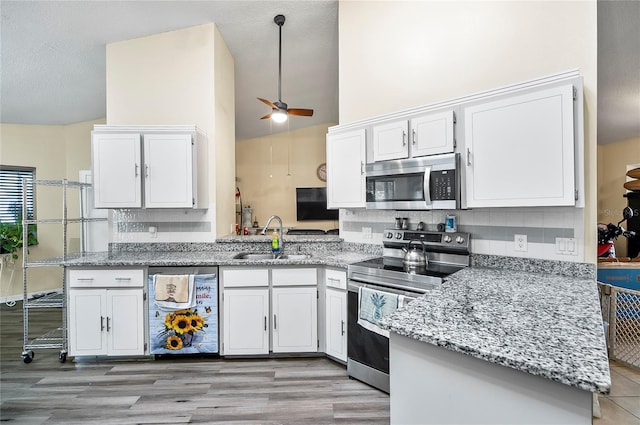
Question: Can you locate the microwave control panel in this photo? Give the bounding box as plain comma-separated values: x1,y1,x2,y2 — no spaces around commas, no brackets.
431,170,455,200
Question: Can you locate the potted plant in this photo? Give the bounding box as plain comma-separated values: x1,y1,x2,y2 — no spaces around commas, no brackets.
0,219,38,260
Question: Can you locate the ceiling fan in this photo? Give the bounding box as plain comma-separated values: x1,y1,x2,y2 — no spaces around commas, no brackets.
258,14,314,123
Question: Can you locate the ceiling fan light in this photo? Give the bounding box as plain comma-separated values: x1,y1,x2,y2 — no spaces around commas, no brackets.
271,109,288,123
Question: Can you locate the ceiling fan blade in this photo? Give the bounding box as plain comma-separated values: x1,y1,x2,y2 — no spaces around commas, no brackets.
288,108,314,117
260,113,272,120
257,97,277,109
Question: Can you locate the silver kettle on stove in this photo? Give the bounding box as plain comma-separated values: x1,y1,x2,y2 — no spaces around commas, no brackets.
402,239,427,273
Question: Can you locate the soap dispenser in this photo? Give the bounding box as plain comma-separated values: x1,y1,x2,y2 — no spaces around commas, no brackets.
271,230,281,254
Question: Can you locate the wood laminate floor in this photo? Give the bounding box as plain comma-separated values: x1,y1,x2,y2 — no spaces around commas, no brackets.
0,301,389,424
3,299,639,424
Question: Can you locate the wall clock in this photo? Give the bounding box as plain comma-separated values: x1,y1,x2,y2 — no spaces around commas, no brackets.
317,163,327,182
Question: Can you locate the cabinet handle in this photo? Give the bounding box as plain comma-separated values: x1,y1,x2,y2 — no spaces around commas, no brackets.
135,164,139,176
145,164,149,177
467,148,472,166
114,277,131,281
106,317,111,332
341,320,345,336
360,161,364,175
264,316,267,331
412,128,416,145
76,278,94,281
402,130,407,146
100,316,105,331
273,314,277,330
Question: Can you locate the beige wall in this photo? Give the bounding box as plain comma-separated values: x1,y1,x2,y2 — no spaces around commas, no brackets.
597,137,640,257
0,119,103,300
236,124,338,231
338,0,598,261
106,23,235,240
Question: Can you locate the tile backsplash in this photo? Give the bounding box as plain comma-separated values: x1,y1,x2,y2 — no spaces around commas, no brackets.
339,207,584,262
109,204,585,262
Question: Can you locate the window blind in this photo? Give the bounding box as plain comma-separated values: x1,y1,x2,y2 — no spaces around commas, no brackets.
0,166,35,223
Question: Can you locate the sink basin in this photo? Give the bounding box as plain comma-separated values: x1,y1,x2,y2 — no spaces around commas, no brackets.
232,252,310,260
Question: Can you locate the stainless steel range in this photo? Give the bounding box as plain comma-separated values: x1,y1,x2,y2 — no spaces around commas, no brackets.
346,228,470,393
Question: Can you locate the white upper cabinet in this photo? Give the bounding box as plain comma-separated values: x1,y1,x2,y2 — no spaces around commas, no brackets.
462,84,576,208
91,125,208,209
326,129,366,209
371,110,455,162
92,133,142,208
410,110,456,157
143,134,193,208
372,120,409,162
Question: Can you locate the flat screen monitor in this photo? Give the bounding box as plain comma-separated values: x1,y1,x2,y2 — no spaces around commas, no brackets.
296,187,338,221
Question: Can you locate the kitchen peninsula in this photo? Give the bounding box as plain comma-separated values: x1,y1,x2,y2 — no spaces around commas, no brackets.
378,258,610,425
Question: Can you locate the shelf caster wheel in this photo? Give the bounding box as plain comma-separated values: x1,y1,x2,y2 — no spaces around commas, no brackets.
59,351,67,363
21,350,34,364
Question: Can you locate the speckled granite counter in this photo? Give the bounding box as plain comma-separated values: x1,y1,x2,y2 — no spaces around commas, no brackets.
378,266,611,394
59,238,379,269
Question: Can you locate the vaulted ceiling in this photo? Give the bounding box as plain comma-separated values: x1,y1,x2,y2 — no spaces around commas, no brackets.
1,1,637,144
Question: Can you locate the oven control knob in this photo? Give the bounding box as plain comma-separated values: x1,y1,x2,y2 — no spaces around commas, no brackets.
385,232,393,239
443,235,452,243
456,236,465,244
395,232,402,239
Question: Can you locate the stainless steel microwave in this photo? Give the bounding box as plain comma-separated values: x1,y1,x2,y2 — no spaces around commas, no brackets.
365,153,459,210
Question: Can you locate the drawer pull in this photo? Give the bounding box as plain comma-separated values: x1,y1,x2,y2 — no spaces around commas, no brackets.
115,277,132,281
76,278,94,281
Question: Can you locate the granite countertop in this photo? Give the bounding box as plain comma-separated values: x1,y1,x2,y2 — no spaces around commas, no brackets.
378,267,611,394
58,249,377,269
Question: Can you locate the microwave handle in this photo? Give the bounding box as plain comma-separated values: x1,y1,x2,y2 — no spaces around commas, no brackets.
423,166,432,205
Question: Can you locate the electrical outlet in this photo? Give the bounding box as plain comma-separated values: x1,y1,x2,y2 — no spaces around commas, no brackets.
149,226,157,238
514,234,527,252
362,227,372,239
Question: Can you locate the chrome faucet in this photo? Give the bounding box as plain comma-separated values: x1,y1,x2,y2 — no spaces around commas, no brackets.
261,215,284,257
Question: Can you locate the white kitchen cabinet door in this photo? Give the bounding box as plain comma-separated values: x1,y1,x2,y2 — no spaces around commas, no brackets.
143,134,194,208
92,133,142,208
223,288,269,355
325,287,347,362
106,289,145,356
326,129,366,208
410,110,455,157
68,289,107,356
272,287,318,353
463,84,575,208
68,288,144,356
372,120,409,162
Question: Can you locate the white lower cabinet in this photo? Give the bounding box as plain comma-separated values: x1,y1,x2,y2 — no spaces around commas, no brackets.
222,288,270,355
325,288,347,362
69,288,145,356
324,268,347,362
272,287,318,353
67,268,145,357
221,267,318,356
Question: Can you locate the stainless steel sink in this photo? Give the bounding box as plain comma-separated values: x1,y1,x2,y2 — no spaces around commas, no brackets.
232,252,310,260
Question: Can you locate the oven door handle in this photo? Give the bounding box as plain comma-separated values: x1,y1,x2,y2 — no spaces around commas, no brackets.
423,165,432,206
348,279,426,298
